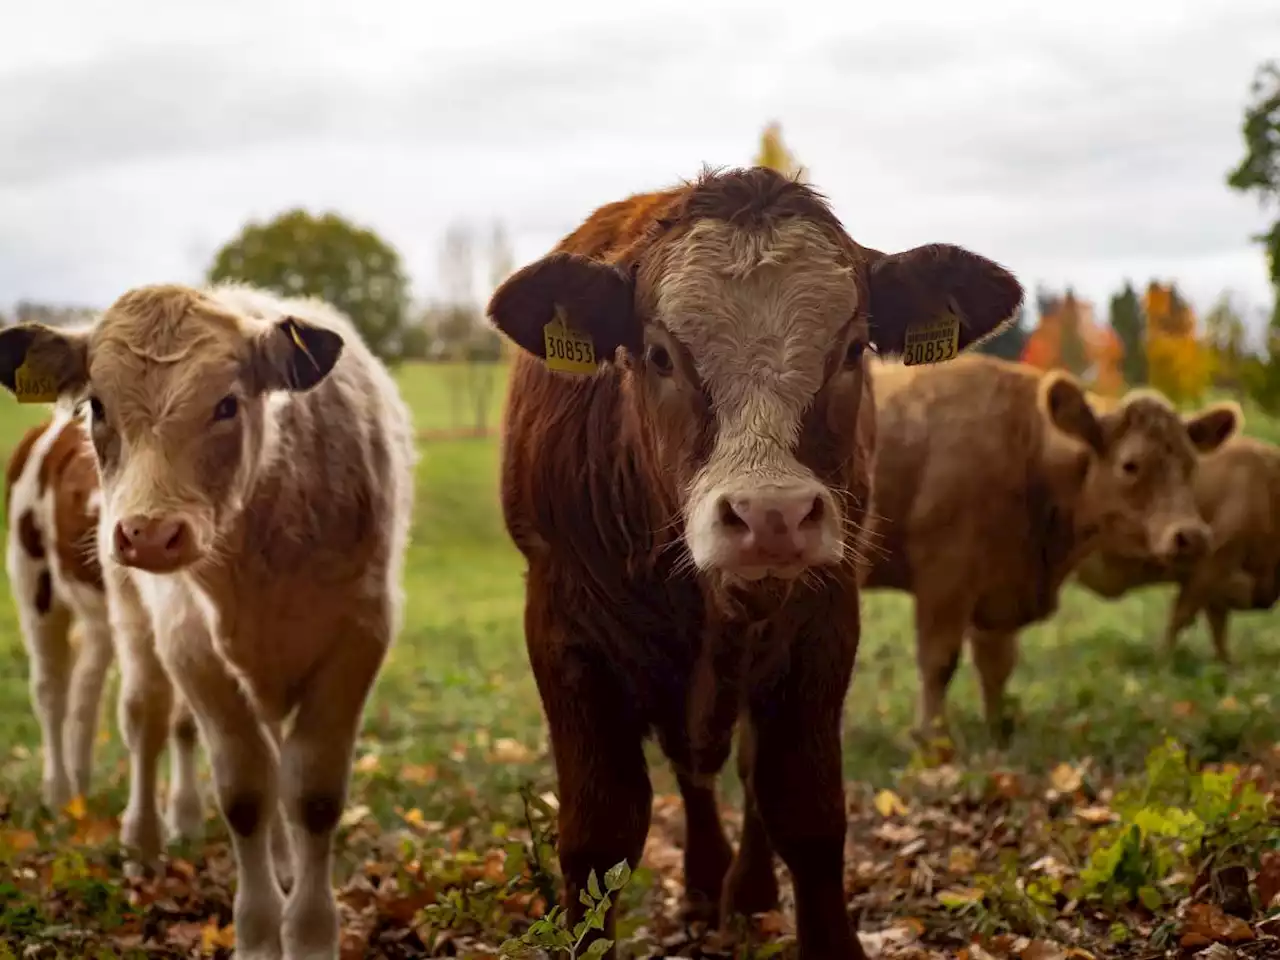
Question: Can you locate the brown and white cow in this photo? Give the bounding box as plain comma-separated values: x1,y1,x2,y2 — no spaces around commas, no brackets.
5,408,202,837
487,165,1022,958
0,283,415,960
1074,428,1277,663
861,356,1241,741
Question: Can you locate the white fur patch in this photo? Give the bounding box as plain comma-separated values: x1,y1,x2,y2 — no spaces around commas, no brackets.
657,219,856,572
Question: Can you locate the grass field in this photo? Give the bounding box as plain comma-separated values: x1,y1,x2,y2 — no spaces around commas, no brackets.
2,362,1280,958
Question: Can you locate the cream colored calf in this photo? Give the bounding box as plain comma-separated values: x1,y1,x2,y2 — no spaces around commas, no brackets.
0,283,415,960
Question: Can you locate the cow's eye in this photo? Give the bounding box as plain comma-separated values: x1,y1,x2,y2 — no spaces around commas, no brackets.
1120,458,1139,476
843,340,866,369
213,395,239,422
88,396,105,423
647,344,674,377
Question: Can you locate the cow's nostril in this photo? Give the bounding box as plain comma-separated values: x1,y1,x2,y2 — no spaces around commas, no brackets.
720,497,748,530
165,527,184,552
801,496,825,528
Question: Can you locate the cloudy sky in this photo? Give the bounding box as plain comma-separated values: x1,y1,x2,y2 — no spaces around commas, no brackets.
3,0,1278,336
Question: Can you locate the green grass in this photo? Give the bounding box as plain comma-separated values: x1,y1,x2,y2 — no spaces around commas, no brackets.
2,364,1279,799
1,362,1279,954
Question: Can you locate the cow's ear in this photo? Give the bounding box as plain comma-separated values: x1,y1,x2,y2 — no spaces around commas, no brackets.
867,243,1022,357
1040,370,1105,455
251,316,344,393
1184,400,1242,453
0,323,90,402
487,252,638,373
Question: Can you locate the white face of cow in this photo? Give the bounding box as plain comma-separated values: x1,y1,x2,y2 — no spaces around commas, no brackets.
657,219,860,579
485,167,1025,584
0,285,345,574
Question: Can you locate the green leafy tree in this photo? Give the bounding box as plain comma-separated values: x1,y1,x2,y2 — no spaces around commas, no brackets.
207,209,411,363
1226,60,1280,409
1109,281,1147,385
1203,293,1248,390
974,303,1027,360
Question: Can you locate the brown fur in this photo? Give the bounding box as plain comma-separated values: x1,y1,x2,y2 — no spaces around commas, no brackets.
1075,432,1280,663
861,354,1241,739
489,166,1024,959
38,420,104,590
6,419,103,586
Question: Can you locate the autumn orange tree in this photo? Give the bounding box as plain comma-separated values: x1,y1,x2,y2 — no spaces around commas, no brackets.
1143,281,1212,404
1020,288,1124,396
754,121,808,181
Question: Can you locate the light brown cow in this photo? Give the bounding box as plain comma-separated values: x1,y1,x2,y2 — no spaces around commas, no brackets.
1074,429,1278,663
489,165,1022,959
0,283,415,960
861,355,1241,740
4,408,202,838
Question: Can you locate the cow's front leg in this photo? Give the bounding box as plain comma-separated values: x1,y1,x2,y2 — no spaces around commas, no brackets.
750,701,862,958
1206,605,1232,665
64,618,114,801
720,718,779,922
968,628,1019,745
18,599,74,809
278,628,388,960
532,660,650,956
675,771,733,925
166,698,205,841
746,607,864,960
913,599,967,742
1164,586,1201,657
114,609,173,863
165,636,284,960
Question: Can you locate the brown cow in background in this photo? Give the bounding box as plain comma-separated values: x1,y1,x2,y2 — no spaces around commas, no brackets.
861,355,1241,742
1074,429,1278,663
487,165,1022,959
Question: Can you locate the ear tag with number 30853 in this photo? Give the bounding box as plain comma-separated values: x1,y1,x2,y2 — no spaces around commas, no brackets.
902,310,960,367
542,308,597,375
13,359,58,404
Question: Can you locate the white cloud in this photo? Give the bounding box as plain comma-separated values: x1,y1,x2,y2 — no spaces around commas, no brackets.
1,0,1277,333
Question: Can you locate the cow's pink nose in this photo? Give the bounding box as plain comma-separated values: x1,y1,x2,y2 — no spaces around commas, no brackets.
114,515,195,572
717,487,829,567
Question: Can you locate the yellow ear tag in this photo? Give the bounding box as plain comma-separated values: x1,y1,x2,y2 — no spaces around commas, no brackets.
13,360,58,404
542,308,597,375
902,310,960,367
287,320,320,372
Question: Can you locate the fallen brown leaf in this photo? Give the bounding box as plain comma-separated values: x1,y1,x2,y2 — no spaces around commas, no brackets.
1180,902,1255,947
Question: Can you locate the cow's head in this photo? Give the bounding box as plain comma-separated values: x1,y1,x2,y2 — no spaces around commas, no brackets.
489,167,1022,582
0,284,344,573
1038,376,1241,568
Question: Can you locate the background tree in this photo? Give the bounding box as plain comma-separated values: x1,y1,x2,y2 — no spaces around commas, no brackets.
207,209,410,363
1227,59,1280,409
436,220,510,433
1203,292,1248,391
973,304,1028,360
1109,281,1146,385
1057,290,1090,378
1144,280,1211,404
1020,287,1122,394
754,121,808,181
488,222,516,362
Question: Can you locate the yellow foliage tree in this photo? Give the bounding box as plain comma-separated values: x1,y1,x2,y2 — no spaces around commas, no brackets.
1143,281,1211,404
755,121,808,181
